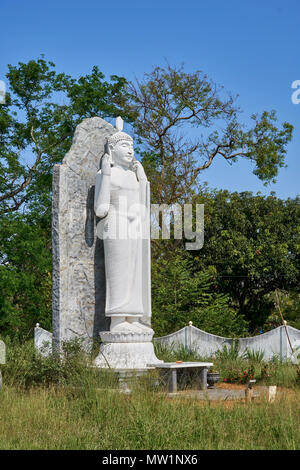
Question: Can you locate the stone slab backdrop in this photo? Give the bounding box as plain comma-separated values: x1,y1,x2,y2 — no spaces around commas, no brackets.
52,117,116,351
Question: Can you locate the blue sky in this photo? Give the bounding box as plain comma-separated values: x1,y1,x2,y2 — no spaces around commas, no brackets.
1,0,299,199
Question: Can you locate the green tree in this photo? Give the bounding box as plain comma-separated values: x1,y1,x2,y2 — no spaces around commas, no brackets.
129,64,293,206
190,190,300,330
151,250,248,337
263,290,300,331
0,57,134,215
0,211,52,338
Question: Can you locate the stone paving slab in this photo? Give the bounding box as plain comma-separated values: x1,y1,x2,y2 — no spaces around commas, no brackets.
168,388,260,400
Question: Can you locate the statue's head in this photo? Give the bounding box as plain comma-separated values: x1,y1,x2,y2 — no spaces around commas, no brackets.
106,117,134,169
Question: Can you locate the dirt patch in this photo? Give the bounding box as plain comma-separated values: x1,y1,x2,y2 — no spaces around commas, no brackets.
216,383,245,391
165,383,300,408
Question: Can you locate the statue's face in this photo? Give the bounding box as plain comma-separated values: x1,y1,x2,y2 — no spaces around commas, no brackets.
111,140,134,168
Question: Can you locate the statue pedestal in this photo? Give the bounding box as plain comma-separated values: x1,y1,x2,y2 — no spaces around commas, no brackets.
93,331,163,370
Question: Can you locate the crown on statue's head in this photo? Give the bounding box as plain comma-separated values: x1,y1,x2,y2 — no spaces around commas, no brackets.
107,116,133,146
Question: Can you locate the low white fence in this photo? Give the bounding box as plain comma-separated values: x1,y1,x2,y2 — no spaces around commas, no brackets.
154,325,300,362
0,340,5,364
34,323,300,362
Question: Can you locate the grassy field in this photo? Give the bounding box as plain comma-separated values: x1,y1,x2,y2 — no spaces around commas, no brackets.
0,383,299,450
0,339,299,450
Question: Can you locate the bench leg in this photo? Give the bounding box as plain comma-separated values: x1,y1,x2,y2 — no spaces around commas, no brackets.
169,369,177,393
199,368,207,390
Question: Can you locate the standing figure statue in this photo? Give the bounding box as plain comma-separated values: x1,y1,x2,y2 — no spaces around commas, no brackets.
94,117,153,337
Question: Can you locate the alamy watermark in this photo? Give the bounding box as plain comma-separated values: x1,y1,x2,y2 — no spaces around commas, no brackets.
291,80,300,104
151,203,204,250
96,198,204,251
0,80,6,104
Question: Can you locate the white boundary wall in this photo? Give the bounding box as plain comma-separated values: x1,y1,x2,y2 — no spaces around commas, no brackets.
34,323,300,362
154,325,300,362
0,340,5,364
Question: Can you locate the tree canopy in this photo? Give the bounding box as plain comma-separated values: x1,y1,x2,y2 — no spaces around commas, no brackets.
0,60,293,214
0,57,134,215
129,64,293,205
151,250,248,337
190,190,300,329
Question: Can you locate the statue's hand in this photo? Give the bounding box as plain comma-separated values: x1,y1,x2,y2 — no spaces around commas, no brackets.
132,160,147,181
101,153,111,176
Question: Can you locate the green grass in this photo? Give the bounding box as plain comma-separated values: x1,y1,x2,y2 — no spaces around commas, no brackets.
0,384,299,450
0,339,299,450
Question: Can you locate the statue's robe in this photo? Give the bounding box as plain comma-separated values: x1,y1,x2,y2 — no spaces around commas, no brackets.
95,166,151,324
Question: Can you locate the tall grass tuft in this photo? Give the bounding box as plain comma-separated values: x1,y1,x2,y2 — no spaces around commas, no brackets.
154,342,207,362
1,337,118,390
215,340,240,361
243,348,265,363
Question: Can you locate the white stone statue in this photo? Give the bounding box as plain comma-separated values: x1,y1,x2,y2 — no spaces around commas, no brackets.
94,117,153,335
93,117,161,369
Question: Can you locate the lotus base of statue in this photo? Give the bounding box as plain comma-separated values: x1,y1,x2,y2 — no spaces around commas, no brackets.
99,329,154,344
93,331,163,369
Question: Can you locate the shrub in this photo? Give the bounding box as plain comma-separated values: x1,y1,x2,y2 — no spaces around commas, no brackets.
243,348,265,363
1,337,117,389
215,340,240,361
222,365,255,384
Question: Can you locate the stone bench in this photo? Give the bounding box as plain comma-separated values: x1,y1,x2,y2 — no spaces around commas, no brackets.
148,362,213,393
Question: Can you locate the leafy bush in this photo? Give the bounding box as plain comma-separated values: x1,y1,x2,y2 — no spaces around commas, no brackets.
243,348,265,363
215,341,240,361
222,365,255,384
1,337,117,389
